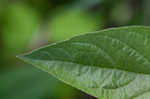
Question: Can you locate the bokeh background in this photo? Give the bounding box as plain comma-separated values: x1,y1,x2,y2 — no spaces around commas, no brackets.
0,0,150,99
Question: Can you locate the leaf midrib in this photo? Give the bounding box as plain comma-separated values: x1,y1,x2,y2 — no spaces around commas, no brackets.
22,55,150,76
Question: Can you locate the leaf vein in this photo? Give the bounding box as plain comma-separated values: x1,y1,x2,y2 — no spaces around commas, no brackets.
99,34,150,65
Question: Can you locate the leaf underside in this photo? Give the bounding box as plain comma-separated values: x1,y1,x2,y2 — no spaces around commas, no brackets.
19,26,150,99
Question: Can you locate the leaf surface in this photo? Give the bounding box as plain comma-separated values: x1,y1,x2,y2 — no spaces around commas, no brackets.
19,26,150,99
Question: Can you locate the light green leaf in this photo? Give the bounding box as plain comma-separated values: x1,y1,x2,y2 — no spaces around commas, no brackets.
18,26,150,99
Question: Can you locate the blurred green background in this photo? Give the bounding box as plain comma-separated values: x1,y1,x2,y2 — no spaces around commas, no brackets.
0,0,150,99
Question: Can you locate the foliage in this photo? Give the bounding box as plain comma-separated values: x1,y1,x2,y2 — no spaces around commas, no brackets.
1,0,150,99
19,26,150,99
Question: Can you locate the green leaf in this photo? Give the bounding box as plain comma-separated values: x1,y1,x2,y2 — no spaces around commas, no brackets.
18,26,150,99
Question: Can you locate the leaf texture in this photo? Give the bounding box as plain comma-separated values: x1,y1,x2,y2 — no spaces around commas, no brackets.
18,26,150,99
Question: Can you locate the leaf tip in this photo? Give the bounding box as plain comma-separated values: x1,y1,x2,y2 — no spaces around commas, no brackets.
17,54,25,60
16,53,30,62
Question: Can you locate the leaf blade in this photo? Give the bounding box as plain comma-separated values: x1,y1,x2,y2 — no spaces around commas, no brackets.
18,26,150,99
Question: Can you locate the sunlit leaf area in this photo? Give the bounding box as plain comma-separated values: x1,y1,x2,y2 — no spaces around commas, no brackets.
0,0,150,99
